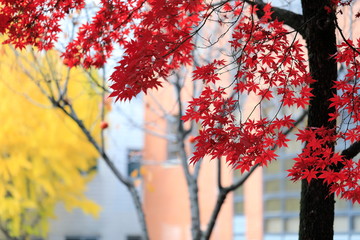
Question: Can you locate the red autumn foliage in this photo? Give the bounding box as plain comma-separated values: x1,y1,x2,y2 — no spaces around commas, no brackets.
1,0,359,202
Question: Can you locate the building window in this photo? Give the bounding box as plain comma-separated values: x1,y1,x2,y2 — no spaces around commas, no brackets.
285,217,299,233
127,236,142,240
233,171,246,239
65,237,98,240
127,149,142,178
233,175,245,214
264,217,283,233
263,155,302,237
166,116,180,160
353,216,360,232
262,154,360,238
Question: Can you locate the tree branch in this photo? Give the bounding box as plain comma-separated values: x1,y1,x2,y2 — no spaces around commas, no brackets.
203,109,308,239
13,48,150,240
228,109,308,191
335,17,360,55
172,71,202,240
51,100,150,240
217,158,223,189
202,188,227,240
0,223,18,240
341,141,360,160
243,0,305,37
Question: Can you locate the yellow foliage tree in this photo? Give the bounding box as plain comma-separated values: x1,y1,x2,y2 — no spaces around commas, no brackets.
0,45,101,239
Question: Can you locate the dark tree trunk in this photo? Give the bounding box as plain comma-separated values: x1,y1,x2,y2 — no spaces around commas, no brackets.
299,0,337,239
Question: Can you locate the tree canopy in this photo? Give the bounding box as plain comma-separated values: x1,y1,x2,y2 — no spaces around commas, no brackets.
0,45,100,238
1,0,360,239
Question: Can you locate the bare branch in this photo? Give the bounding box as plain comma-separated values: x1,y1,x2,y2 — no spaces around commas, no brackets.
341,141,360,160
83,69,111,93
217,158,223,189
174,73,193,180
100,67,106,152
202,188,227,240
335,17,360,55
51,98,150,240
202,158,226,240
173,70,202,239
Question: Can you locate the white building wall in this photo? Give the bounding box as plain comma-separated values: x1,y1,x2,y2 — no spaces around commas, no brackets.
48,97,144,240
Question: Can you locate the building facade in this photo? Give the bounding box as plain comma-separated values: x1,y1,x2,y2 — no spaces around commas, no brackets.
48,98,144,240
142,80,234,240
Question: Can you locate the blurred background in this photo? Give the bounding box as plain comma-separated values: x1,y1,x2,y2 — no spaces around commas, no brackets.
1,0,360,240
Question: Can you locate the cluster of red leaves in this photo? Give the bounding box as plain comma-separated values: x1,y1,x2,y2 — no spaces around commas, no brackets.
231,5,315,108
286,38,360,202
1,0,204,100
287,126,360,203
327,39,360,202
193,60,226,84
331,40,360,143
62,0,143,68
1,0,360,201
288,127,342,183
108,0,205,101
183,4,309,172
182,3,360,202
0,0,85,50
182,84,293,173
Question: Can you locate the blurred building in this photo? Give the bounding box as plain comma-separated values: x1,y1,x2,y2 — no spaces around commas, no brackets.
142,80,234,240
234,153,360,240
233,2,360,240
47,1,360,240
48,98,144,240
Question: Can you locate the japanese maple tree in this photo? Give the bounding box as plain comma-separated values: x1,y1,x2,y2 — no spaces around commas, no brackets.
1,0,360,239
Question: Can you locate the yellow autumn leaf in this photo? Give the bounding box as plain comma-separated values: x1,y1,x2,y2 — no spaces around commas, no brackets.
146,183,155,193
131,169,139,178
140,166,147,175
